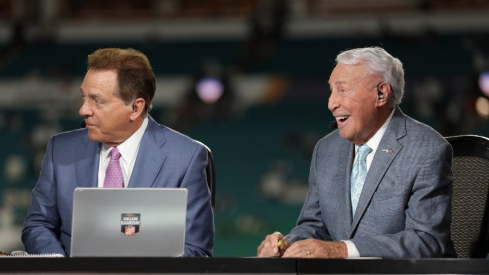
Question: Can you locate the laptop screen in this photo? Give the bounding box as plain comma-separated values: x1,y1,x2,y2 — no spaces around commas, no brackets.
70,188,187,257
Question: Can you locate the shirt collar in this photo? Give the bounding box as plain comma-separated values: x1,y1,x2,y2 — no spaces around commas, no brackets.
355,108,395,153
101,117,149,165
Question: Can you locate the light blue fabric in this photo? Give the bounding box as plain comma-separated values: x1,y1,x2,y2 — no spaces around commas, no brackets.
22,116,214,257
351,144,372,217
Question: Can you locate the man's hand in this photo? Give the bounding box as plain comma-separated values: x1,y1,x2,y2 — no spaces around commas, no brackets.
282,239,347,258
257,232,290,257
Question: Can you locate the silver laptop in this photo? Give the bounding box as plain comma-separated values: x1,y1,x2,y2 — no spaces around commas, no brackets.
70,187,187,257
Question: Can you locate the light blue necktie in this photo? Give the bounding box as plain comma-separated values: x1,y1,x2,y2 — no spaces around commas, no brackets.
350,144,372,217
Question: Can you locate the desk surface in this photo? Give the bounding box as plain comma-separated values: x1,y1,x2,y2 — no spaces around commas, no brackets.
1,258,488,274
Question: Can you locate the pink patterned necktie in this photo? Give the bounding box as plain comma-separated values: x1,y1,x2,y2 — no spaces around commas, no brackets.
103,147,124,188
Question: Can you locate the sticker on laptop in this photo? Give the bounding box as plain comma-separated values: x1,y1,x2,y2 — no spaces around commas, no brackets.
121,213,141,235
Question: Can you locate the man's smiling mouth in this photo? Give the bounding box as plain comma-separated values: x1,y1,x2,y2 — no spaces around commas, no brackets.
336,116,350,123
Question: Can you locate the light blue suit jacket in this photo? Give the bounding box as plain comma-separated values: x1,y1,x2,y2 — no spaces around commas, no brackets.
288,108,456,258
22,116,214,257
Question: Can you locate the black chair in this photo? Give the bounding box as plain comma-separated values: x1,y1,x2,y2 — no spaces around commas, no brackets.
445,135,489,258
204,145,216,211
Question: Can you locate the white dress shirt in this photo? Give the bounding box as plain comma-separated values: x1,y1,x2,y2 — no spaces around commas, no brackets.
98,117,149,188
343,108,395,258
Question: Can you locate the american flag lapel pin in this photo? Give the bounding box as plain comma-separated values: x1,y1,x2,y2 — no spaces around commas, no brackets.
382,148,393,155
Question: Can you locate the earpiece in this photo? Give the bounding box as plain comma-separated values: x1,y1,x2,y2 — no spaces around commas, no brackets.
377,82,386,100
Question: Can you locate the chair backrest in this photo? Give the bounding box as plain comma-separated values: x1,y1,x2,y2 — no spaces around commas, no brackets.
445,135,489,258
204,145,216,211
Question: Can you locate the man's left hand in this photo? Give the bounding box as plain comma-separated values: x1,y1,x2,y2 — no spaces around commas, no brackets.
282,239,348,258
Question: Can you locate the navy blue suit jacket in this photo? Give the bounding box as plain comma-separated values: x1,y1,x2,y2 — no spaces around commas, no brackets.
22,116,214,257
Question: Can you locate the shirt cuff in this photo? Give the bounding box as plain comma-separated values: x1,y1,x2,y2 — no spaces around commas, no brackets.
341,240,360,258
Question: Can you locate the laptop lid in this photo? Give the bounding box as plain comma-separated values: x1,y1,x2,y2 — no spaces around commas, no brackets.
70,187,187,257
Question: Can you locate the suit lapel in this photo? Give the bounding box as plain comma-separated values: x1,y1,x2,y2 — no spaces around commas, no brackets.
128,116,167,188
349,108,407,236
317,135,355,239
341,143,355,234
75,133,100,187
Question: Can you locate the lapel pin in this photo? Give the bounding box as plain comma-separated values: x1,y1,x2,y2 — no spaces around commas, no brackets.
382,148,393,155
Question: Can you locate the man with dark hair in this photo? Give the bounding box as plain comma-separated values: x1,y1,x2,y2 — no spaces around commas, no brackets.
257,47,456,258
22,48,214,257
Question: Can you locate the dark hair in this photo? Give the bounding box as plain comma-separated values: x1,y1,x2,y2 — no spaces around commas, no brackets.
87,48,156,114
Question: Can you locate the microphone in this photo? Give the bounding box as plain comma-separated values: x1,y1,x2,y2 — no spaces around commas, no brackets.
329,120,338,129
80,120,86,128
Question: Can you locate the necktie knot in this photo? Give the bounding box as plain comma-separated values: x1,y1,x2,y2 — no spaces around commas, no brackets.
357,144,372,161
110,147,121,160
104,147,123,188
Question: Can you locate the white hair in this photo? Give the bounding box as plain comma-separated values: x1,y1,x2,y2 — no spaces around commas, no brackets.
336,46,405,108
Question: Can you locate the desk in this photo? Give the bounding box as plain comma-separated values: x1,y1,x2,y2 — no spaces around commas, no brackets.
298,258,489,274
0,258,488,274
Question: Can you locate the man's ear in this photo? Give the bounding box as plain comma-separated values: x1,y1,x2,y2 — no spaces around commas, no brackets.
376,82,391,107
129,98,146,121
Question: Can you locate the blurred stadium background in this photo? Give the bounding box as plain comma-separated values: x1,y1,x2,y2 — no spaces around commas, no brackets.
0,0,489,257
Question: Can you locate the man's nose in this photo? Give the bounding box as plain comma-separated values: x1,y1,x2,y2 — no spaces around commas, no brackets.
79,101,92,117
328,93,339,112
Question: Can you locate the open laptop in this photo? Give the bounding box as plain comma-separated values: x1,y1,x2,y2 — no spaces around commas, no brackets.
70,187,187,257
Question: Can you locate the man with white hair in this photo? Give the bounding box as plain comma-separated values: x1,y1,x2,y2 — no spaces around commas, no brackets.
257,46,456,258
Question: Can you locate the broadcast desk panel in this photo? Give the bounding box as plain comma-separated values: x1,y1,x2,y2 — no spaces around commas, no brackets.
1,258,488,274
